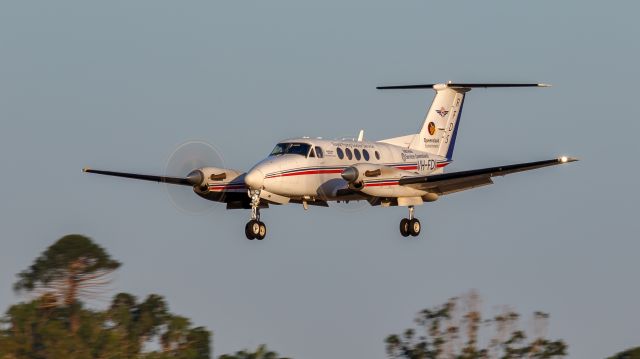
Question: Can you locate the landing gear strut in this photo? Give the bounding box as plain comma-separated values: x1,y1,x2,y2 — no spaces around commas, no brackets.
245,190,267,240
399,206,421,237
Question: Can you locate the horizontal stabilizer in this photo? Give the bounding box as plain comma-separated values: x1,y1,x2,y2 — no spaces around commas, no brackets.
377,83,550,90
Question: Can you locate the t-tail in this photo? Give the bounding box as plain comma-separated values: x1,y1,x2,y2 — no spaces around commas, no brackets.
377,82,551,162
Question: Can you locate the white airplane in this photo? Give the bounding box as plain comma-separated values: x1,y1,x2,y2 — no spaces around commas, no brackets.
83,82,576,240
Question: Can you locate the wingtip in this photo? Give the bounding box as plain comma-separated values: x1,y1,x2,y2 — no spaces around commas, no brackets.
82,167,90,173
538,83,552,87
558,156,578,163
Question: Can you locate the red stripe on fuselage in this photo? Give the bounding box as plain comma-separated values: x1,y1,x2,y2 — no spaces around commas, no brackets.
268,169,344,178
266,162,447,179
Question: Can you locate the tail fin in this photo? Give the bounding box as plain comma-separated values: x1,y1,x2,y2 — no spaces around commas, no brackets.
411,84,467,160
377,83,550,161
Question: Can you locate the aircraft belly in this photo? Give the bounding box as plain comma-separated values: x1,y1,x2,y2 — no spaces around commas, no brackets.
361,184,427,197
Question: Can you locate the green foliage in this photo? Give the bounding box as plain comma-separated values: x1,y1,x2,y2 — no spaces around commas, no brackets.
1,234,296,359
14,234,121,307
607,347,640,359
218,344,290,359
1,235,211,359
0,292,211,359
385,291,568,359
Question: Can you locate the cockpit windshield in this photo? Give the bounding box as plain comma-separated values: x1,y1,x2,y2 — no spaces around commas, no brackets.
269,142,311,157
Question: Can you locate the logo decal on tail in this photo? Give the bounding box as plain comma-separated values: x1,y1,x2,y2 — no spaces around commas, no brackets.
435,107,449,117
427,122,436,135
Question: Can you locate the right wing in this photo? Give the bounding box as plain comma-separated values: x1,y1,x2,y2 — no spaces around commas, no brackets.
399,157,577,195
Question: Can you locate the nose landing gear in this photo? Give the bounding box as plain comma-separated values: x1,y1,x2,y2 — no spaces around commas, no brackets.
245,219,266,240
245,190,267,240
399,206,421,237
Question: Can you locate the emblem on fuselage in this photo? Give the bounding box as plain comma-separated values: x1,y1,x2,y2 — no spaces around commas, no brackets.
435,107,449,117
427,122,436,136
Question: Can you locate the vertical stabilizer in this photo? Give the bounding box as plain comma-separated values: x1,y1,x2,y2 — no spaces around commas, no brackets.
408,84,467,160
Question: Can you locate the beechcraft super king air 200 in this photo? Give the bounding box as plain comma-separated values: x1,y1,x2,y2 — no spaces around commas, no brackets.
83,82,577,240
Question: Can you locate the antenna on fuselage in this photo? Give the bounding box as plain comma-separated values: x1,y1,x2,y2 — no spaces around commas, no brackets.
357,129,364,142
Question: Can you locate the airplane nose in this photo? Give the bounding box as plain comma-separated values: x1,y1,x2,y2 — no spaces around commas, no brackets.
245,168,265,189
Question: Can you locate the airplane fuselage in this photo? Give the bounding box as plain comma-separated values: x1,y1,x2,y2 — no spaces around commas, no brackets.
199,137,450,206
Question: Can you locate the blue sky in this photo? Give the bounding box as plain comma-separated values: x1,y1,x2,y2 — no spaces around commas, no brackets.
1,1,639,358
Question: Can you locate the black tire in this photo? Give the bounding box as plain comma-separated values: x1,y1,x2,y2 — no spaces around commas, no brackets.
257,221,267,240
409,218,421,237
245,220,257,240
399,218,410,237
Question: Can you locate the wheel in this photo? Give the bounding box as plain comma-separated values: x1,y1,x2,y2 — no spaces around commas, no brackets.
250,220,261,238
245,221,255,240
399,218,410,237
257,221,267,240
409,218,421,237
245,220,260,240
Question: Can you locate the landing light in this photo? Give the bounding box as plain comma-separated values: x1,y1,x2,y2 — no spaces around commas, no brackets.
560,156,568,163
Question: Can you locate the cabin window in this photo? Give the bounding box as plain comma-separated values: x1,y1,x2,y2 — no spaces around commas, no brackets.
269,142,311,157
345,148,353,160
363,149,370,161
315,146,324,158
337,147,344,159
354,148,361,161
375,150,381,160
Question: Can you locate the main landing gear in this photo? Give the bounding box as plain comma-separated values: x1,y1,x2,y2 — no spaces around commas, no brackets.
245,190,267,240
399,205,421,237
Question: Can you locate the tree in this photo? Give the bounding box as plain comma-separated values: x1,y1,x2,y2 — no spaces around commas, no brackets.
14,234,120,305
0,293,212,359
218,344,290,359
607,347,640,359
1,234,212,359
385,290,567,359
13,234,120,333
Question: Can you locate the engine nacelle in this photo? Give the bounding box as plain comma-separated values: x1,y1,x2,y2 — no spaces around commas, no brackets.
341,164,435,199
422,192,439,202
341,163,402,189
189,167,242,193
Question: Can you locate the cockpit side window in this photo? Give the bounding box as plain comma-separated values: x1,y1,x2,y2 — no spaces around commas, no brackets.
315,146,324,158
269,142,311,157
308,148,315,158
270,143,287,156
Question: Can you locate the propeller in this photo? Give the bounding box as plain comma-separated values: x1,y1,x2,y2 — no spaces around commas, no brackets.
164,140,226,215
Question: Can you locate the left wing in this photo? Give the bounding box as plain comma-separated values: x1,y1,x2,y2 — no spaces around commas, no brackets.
399,157,577,195
82,168,199,186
